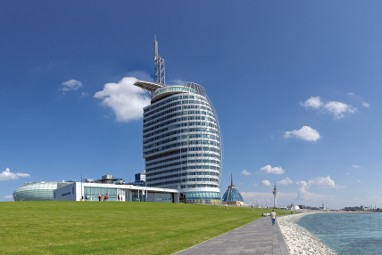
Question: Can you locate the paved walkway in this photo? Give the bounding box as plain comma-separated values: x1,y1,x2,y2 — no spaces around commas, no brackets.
173,217,290,255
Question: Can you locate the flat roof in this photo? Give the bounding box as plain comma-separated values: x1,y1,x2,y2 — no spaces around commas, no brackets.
72,182,179,193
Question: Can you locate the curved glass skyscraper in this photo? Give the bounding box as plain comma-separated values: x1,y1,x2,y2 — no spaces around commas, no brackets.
134,40,222,204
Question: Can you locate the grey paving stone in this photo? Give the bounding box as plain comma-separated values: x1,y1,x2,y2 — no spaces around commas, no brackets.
173,217,290,255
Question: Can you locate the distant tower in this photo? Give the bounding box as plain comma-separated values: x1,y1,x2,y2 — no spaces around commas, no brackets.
154,37,165,85
272,182,278,208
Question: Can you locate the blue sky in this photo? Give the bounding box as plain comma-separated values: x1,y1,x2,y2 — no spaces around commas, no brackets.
1,1,382,209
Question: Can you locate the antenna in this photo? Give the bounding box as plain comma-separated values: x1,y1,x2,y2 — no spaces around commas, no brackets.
154,37,166,85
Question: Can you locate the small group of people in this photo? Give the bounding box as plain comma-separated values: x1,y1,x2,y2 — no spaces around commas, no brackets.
98,193,109,201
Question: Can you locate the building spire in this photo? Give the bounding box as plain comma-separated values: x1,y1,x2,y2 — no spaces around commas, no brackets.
230,173,233,187
154,37,166,85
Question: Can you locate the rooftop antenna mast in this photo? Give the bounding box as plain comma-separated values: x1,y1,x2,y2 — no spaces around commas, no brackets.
154,36,166,85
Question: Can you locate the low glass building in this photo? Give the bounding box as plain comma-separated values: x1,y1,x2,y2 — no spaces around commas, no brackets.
13,175,179,202
13,182,59,201
222,175,244,206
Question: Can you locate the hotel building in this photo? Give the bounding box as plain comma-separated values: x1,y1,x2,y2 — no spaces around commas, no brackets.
134,40,222,204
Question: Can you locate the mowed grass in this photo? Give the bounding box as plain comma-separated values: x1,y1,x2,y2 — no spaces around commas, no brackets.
0,202,287,255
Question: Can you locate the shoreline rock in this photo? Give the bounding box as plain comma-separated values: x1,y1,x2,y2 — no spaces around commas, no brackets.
278,212,337,255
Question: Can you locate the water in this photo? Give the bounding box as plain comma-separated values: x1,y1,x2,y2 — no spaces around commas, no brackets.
297,213,382,255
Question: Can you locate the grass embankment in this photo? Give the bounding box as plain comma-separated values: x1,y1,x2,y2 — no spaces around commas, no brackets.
0,202,287,255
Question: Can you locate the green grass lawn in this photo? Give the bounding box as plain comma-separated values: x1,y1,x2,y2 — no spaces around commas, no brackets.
0,202,288,255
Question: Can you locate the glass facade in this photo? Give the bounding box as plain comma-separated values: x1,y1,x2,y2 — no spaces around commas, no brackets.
84,187,121,201
83,186,173,202
222,186,244,204
143,82,222,204
13,182,58,201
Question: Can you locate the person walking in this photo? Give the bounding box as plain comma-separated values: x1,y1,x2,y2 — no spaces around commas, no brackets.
270,210,277,225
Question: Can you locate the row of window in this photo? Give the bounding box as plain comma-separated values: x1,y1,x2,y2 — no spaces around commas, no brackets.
146,165,220,177
146,152,221,166
153,86,197,98
144,100,211,119
144,140,220,155
144,130,220,145
144,113,216,129
148,178,219,188
144,126,219,140
185,192,221,199
144,99,213,123
144,107,214,128
148,171,220,181
188,146,221,153
185,199,222,205
145,148,186,162
143,134,220,150
179,184,219,189
146,159,221,172
144,94,207,114
144,112,218,133
148,172,219,183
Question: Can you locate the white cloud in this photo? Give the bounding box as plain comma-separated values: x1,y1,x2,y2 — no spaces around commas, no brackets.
260,164,285,175
60,79,84,93
295,176,336,203
284,125,320,142
308,176,336,188
348,92,370,108
94,77,150,122
352,164,361,169
3,195,13,200
296,181,330,202
0,168,30,181
347,92,355,97
241,169,251,176
301,96,356,119
301,96,323,109
324,101,356,119
262,179,272,187
279,177,293,185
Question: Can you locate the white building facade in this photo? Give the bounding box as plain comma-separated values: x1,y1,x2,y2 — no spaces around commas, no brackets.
142,83,222,204
54,182,179,203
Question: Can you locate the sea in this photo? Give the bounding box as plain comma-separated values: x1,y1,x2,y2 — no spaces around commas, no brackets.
297,212,382,255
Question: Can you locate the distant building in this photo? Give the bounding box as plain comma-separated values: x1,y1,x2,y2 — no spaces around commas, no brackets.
13,182,60,201
222,174,244,206
55,181,178,202
287,204,300,210
343,205,365,211
14,174,179,203
134,171,146,186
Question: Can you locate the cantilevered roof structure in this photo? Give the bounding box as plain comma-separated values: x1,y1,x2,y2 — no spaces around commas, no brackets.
134,80,163,92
